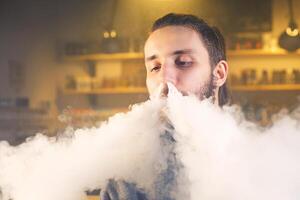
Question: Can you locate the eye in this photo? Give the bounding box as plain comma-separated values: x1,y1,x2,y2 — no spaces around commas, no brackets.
150,64,161,72
175,56,193,68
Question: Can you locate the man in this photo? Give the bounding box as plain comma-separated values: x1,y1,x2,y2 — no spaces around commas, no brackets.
100,13,229,200
145,13,229,106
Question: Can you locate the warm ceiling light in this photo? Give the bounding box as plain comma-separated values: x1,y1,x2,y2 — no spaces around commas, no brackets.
103,31,110,38
278,0,300,52
286,27,299,37
110,30,117,38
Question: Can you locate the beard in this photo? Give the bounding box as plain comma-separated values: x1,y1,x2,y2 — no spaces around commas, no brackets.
152,73,217,101
195,73,217,102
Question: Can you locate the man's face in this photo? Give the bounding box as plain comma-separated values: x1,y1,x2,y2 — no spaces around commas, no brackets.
144,26,215,99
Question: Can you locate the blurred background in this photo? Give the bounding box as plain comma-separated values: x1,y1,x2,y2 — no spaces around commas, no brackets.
0,0,300,145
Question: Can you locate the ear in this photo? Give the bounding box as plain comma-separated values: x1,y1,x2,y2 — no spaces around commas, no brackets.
213,60,229,87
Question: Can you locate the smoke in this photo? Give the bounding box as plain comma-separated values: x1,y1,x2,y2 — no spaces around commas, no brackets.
0,99,166,200
166,83,300,200
0,83,300,200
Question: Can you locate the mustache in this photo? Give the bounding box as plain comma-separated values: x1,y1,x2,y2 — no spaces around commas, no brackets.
150,80,217,104
150,83,200,99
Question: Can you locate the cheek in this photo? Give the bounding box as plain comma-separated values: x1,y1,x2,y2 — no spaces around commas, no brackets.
146,76,158,95
179,68,211,89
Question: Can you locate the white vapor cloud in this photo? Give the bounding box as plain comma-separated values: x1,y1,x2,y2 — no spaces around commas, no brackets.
0,83,300,200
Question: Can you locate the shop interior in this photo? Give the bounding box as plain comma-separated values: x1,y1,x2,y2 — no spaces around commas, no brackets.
0,0,300,145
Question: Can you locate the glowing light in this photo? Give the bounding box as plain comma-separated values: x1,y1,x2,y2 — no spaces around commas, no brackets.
103,31,110,38
110,30,117,38
286,27,299,37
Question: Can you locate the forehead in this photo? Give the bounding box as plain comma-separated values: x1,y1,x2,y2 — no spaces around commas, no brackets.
144,26,207,57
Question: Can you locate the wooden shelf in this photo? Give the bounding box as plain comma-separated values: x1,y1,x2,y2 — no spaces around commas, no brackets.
64,87,148,95
227,49,300,56
231,84,300,91
64,52,144,61
65,84,300,94
64,50,300,61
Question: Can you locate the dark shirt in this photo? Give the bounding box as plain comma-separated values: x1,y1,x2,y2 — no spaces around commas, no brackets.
100,123,180,200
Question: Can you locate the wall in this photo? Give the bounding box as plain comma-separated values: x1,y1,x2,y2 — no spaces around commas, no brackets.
0,0,112,116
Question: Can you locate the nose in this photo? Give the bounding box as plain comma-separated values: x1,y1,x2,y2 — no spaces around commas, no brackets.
160,62,177,84
159,82,169,98
159,62,177,97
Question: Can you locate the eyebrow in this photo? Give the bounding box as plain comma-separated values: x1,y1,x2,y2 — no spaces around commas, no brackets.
145,55,157,62
145,49,194,62
173,49,194,55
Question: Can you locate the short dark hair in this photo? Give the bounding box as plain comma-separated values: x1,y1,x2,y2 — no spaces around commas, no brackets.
151,13,229,106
